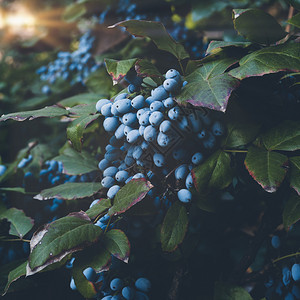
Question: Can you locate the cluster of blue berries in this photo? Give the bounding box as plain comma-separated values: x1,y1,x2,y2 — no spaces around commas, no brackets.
96,69,225,204
37,31,100,94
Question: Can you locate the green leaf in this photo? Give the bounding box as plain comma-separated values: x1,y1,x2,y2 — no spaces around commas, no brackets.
290,157,300,195
67,114,100,152
244,146,288,193
0,187,26,194
34,182,102,201
63,2,87,22
135,59,163,85
2,261,27,296
283,193,300,229
286,0,300,10
53,147,99,176
110,20,189,60
69,103,98,116
192,150,233,193
59,93,101,107
229,43,300,80
233,9,286,44
177,57,240,112
0,105,68,122
105,58,138,85
85,68,114,95
0,208,34,238
206,41,252,54
261,121,300,151
288,12,300,28
72,246,111,299
191,1,229,22
103,229,130,262
108,179,153,216
161,202,188,252
85,199,111,219
27,211,102,275
214,282,253,300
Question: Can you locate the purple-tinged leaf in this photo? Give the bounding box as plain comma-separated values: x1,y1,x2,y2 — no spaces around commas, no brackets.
206,41,252,54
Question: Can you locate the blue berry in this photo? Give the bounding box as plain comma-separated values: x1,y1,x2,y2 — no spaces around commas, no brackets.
107,185,120,199
149,111,164,127
144,126,157,142
110,278,124,291
135,277,151,293
292,264,300,281
151,85,168,100
122,286,135,300
101,176,115,188
103,117,119,132
271,235,280,249
153,153,165,167
192,153,204,165
175,164,189,181
0,165,7,176
178,189,192,203
115,170,129,182
131,95,145,109
103,166,118,177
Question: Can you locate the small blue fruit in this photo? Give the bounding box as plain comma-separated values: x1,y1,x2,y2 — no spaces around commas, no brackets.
192,153,204,165
115,170,129,182
122,286,135,300
131,95,145,109
144,126,157,142
178,189,192,203
135,277,151,293
116,98,132,114
0,165,7,176
101,103,113,117
103,166,118,177
292,264,300,281
98,159,110,171
149,111,164,127
211,120,225,136
103,117,119,132
150,101,164,112
96,99,110,112
163,78,180,93
127,130,140,143
101,176,115,188
282,267,292,286
185,173,194,189
107,185,120,199
153,153,165,167
271,235,280,249
151,85,168,100
110,278,124,291
175,164,189,181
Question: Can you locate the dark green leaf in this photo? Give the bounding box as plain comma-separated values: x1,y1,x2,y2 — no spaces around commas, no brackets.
283,193,300,229
191,1,229,22
34,182,102,201
108,179,153,216
105,58,138,84
0,187,26,194
53,147,99,176
63,2,87,22
27,212,102,275
0,106,68,122
0,208,34,238
233,9,286,44
286,0,300,10
214,282,253,300
103,229,130,262
192,150,232,193
161,202,188,252
85,68,114,95
67,114,100,151
110,20,189,60
86,199,111,219
69,103,98,116
244,146,288,193
206,41,252,54
290,157,300,195
229,43,300,80
288,12,300,28
261,121,300,151
135,59,163,85
59,93,101,107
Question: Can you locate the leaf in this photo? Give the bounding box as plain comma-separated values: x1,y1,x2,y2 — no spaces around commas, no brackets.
176,58,240,112
229,43,300,80
27,211,102,275
206,41,252,54
283,193,300,229
0,208,34,239
108,179,153,216
287,0,300,10
288,12,300,29
85,68,114,95
72,246,111,299
233,9,286,44
68,103,98,116
135,59,163,84
0,187,26,194
67,114,100,152
2,261,27,296
59,93,101,107
85,198,111,219
261,121,300,151
109,20,189,60
290,157,300,195
191,1,229,22
0,105,68,122
214,282,253,300
103,229,130,262
161,202,188,252
244,146,288,193
192,150,233,193
34,182,102,201
105,58,138,85
63,2,87,22
53,147,99,176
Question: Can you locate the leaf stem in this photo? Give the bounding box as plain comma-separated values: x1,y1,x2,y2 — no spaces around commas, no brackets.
104,216,112,234
178,59,185,76
224,149,248,153
0,238,30,242
273,252,300,264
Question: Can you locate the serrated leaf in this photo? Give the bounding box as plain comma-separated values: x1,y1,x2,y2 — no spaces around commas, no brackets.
103,229,130,262
161,202,188,252
290,157,300,195
288,13,300,28
63,2,87,22
0,105,68,122
53,148,99,176
27,212,102,275
261,121,300,151
72,246,111,299
176,58,240,112
229,43,300,80
244,146,288,193
108,179,153,216
192,150,233,193
110,20,189,60
105,58,138,85
191,1,229,22
214,282,253,300
67,114,100,151
2,261,27,296
86,199,111,219
206,41,252,54
233,9,286,44
283,193,300,229
0,208,34,239
34,182,102,200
